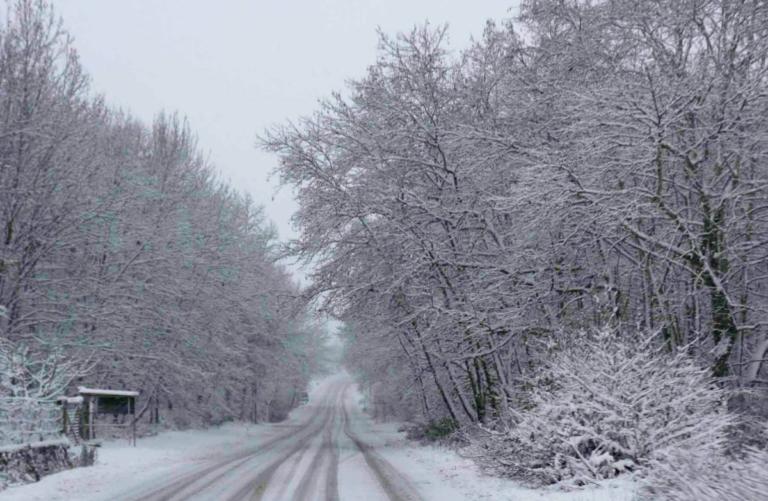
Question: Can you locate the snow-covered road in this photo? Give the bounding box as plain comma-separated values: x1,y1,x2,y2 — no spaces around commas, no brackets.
1,373,637,501
122,375,420,501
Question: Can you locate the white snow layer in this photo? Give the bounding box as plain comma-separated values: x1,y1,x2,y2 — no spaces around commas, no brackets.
341,384,638,501
1,375,638,501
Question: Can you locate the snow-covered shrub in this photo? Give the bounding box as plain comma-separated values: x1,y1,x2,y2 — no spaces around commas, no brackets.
0,398,60,445
479,329,733,486
0,341,83,445
643,445,768,501
403,418,459,443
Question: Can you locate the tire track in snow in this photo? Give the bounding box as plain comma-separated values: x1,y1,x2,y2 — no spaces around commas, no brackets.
131,381,344,501
341,386,422,501
266,441,310,501
289,424,331,500
132,427,307,501
291,388,343,501
121,379,418,501
226,383,343,500
323,402,341,501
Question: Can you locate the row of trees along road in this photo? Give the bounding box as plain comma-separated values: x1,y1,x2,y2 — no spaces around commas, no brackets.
0,0,320,429
264,0,768,428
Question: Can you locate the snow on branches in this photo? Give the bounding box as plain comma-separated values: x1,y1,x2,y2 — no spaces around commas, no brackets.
0,342,83,402
643,443,768,501
0,0,317,428
0,341,84,445
479,329,733,487
266,0,768,439
266,1,768,494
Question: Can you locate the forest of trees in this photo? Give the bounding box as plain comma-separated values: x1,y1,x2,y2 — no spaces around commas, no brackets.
0,0,318,434
264,0,768,495
2,0,768,497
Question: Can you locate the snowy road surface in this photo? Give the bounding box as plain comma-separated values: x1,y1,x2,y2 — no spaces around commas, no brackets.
122,376,421,501
2,374,636,501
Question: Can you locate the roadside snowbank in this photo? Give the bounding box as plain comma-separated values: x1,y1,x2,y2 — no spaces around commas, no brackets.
378,435,637,501
0,422,276,501
345,385,639,501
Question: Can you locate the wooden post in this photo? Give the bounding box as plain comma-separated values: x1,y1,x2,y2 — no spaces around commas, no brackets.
88,397,96,440
131,396,136,447
61,402,68,435
80,398,88,441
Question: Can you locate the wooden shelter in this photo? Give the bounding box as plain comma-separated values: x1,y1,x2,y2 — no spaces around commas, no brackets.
59,387,139,446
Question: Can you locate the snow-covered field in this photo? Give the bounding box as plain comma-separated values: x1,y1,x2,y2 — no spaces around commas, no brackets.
1,375,639,501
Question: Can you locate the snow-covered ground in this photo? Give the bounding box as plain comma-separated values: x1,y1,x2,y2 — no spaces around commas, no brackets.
1,375,639,501
0,422,278,500
343,385,638,501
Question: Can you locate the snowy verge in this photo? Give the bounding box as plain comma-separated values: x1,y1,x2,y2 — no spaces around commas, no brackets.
0,422,278,501
0,376,331,501
345,385,639,501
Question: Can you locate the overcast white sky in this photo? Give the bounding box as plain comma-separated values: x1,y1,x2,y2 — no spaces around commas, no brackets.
53,0,516,276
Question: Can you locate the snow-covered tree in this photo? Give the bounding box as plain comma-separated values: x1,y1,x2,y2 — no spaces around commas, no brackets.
0,0,318,432
0,340,85,444
265,1,768,452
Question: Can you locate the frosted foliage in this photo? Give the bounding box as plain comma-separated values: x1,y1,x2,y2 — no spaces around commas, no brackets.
0,399,59,446
0,342,79,401
643,446,768,501
265,0,768,440
0,342,77,445
480,331,733,486
0,0,317,428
